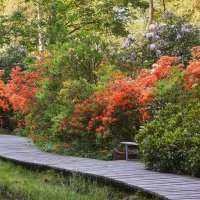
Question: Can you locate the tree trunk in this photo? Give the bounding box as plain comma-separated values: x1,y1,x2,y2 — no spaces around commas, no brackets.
147,0,154,30
162,0,166,12
37,3,43,51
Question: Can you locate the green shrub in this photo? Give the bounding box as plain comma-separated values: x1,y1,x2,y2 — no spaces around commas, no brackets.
137,70,200,176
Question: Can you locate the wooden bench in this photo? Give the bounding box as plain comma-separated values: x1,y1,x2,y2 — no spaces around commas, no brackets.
120,142,139,161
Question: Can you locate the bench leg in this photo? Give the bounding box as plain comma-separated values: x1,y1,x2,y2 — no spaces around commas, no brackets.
125,144,128,161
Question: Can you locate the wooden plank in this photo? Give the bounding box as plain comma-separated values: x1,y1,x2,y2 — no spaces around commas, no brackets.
1,135,200,200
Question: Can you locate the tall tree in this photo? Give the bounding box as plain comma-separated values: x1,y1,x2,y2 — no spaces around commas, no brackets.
147,0,154,29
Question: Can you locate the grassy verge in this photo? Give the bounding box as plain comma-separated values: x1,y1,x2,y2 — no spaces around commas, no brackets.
0,159,160,200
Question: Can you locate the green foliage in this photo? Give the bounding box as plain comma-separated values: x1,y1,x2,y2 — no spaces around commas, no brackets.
59,79,94,104
49,32,106,83
26,31,108,139
0,10,38,50
137,70,200,176
165,0,200,25
0,46,27,78
152,68,185,111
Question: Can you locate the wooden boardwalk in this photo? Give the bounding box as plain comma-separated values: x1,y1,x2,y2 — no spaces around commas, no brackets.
0,135,200,200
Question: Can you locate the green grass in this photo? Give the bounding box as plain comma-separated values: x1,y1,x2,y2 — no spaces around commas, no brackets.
0,160,159,200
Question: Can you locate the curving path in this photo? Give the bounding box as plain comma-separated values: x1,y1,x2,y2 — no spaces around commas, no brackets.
0,135,200,200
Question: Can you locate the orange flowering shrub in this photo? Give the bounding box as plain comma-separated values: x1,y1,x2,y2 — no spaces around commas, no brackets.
5,66,40,113
0,67,41,114
185,48,200,89
0,71,9,111
63,56,178,136
191,46,200,61
184,61,200,89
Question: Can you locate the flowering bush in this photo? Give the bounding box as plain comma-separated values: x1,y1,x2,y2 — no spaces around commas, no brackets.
0,66,40,129
0,71,9,112
5,66,40,113
116,14,200,70
62,56,178,140
184,61,200,89
192,46,200,60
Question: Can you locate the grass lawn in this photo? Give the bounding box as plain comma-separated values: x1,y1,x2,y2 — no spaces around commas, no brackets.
0,159,160,200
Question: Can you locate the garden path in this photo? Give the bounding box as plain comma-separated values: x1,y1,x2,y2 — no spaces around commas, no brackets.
0,134,200,200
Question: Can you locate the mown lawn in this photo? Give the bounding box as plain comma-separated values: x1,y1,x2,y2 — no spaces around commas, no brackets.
0,160,159,200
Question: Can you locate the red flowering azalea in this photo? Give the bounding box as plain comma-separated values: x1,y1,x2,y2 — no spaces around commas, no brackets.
5,66,41,113
0,70,9,111
65,56,177,135
156,56,179,68
184,61,200,89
